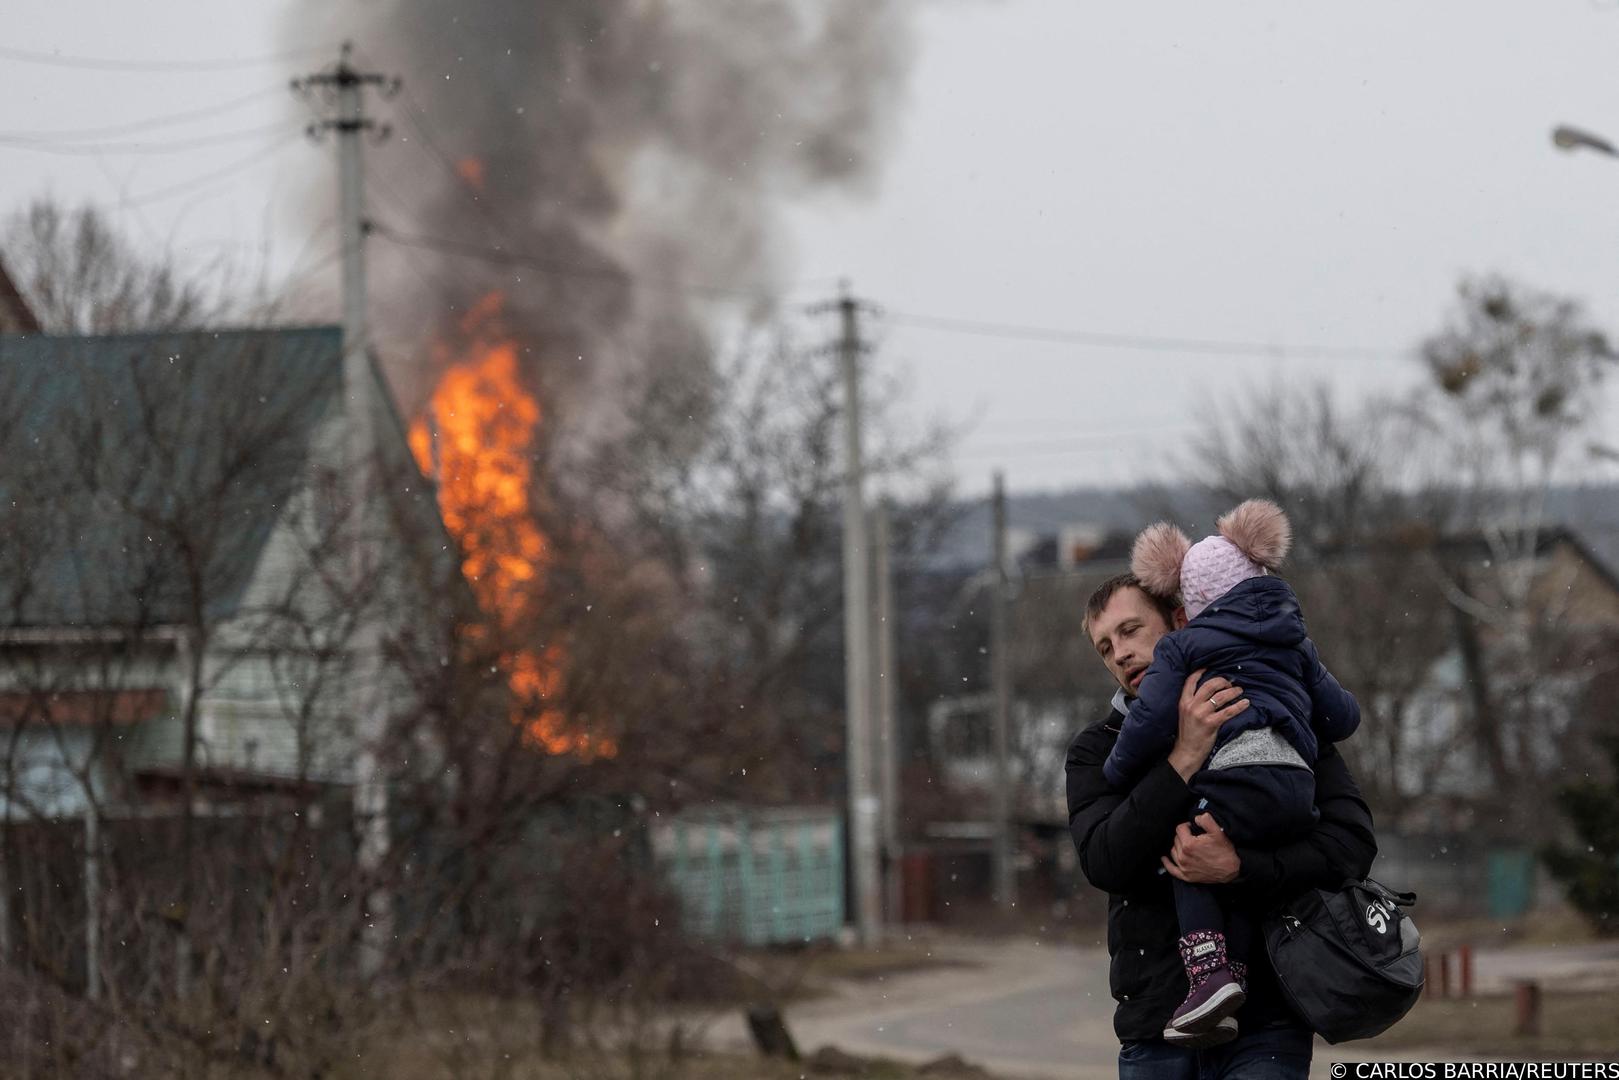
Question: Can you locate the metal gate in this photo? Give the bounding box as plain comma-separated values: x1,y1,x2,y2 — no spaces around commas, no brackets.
652,806,844,946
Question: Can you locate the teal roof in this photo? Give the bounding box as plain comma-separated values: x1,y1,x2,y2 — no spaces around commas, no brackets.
0,327,344,629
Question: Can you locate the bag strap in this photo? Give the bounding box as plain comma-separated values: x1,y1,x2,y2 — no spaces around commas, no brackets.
1357,876,1417,907
1268,876,1419,922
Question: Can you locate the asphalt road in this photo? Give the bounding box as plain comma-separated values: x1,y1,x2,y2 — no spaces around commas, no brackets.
711,937,1121,1080
705,934,1619,1079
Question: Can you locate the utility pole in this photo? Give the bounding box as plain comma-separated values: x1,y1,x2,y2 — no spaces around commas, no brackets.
833,283,881,946
294,43,398,980
872,501,901,930
83,801,100,1000
990,471,1014,913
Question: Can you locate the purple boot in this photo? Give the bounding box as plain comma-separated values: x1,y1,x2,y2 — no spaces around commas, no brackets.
1163,1015,1237,1049
1165,930,1246,1037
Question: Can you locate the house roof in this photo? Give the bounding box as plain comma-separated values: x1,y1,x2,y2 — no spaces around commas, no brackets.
0,327,345,628
1435,524,1619,585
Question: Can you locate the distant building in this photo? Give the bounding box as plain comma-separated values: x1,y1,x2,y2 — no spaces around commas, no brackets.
1382,527,1619,826
927,525,1134,827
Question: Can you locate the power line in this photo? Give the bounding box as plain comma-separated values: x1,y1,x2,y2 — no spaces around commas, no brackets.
957,407,1400,461
119,132,303,208
272,244,345,302
392,76,842,304
372,221,852,301
0,87,281,143
884,309,1397,361
392,87,849,303
0,123,289,157
368,223,1394,363
965,425,1201,456
975,414,1190,434
365,177,484,308
371,82,836,300
392,85,511,245
0,43,334,73
369,221,782,301
957,441,1159,461
348,79,1391,364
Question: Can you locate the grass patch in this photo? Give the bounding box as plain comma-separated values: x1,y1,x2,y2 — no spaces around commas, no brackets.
359,1050,910,1080
797,938,974,983
1370,990,1619,1058
361,1039,988,1080
714,936,973,1006
340,942,977,1080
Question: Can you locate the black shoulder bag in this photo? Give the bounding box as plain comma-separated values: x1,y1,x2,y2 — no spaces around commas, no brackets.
1263,877,1424,1044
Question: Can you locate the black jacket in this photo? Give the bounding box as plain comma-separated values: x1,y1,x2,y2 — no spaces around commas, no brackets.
1067,707,1377,1042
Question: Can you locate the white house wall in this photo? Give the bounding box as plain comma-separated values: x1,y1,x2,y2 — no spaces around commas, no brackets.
212,404,453,785
197,648,352,783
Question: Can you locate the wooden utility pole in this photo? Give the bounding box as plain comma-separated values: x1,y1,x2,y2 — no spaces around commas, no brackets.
835,284,881,946
873,501,901,929
990,471,1014,913
294,43,398,980
83,803,100,1000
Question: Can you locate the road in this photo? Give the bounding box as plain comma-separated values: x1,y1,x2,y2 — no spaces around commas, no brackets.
702,933,1619,1079
1467,939,1619,995
784,937,1118,1079
707,936,1119,1079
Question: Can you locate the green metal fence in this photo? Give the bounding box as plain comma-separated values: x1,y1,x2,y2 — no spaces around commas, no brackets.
653,806,844,946
1487,848,1537,919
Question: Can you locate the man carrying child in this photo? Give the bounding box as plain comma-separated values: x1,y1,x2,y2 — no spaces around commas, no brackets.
1065,511,1377,1079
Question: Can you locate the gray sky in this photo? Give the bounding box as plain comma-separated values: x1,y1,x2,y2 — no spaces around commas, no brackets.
7,0,1619,496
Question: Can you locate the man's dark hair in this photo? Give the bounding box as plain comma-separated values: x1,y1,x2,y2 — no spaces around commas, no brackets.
1082,572,1178,639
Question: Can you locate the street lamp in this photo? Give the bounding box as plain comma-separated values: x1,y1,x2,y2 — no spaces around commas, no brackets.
1552,124,1619,158
1553,124,1619,471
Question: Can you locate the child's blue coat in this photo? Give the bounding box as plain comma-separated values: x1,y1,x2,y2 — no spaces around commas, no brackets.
1102,575,1361,789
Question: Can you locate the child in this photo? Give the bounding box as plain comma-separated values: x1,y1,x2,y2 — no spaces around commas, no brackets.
1103,499,1361,1047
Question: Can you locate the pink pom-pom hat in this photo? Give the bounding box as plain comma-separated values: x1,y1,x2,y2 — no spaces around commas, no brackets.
1129,499,1292,621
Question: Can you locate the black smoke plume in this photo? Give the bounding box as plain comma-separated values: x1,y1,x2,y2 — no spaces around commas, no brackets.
284,1,914,420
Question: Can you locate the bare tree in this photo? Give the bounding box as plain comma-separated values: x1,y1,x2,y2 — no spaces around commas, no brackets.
1414,277,1616,829
0,249,957,1074
2,200,236,334
1172,381,1457,816
0,329,446,1075
591,326,956,803
1176,277,1616,833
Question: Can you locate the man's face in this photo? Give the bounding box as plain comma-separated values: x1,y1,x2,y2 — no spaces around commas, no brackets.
1088,587,1180,697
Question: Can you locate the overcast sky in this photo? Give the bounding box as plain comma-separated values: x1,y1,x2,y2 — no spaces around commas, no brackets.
7,0,1619,497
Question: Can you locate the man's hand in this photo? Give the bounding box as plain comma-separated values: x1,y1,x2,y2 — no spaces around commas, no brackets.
1161,813,1241,884
1166,669,1249,781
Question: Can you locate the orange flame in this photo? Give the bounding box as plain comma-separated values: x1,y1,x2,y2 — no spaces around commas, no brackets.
456,157,486,191
409,293,614,759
